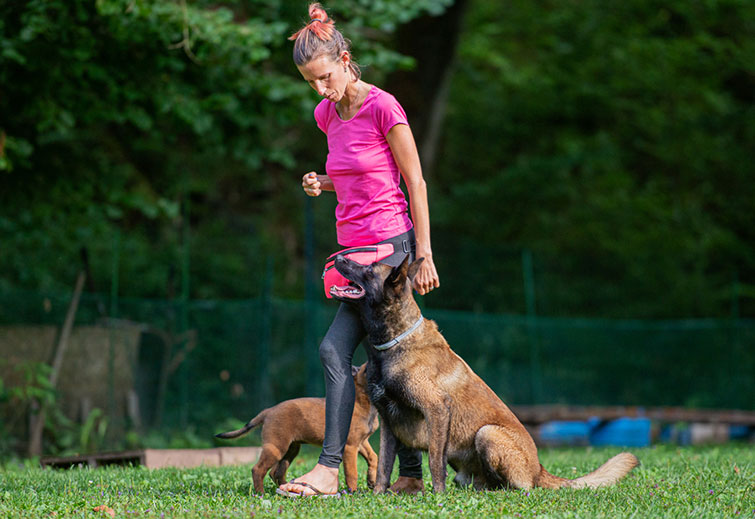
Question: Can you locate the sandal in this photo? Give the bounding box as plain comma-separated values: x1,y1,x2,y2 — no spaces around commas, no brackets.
275,480,342,498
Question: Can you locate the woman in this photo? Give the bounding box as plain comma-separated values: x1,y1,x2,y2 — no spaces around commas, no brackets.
278,3,440,497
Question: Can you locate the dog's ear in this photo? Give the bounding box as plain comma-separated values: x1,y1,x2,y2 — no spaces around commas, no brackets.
386,255,410,288
351,365,360,377
407,257,425,283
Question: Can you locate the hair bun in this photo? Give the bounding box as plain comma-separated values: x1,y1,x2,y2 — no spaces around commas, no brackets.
289,2,335,41
309,3,329,24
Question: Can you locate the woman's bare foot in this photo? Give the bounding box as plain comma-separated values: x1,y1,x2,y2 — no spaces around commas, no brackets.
278,464,339,496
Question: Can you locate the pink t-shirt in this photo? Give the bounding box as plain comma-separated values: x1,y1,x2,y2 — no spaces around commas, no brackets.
314,86,413,247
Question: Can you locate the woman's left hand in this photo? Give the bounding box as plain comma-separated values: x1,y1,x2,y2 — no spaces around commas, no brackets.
412,252,440,296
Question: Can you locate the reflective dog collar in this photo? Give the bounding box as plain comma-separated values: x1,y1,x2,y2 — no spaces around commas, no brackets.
372,315,424,351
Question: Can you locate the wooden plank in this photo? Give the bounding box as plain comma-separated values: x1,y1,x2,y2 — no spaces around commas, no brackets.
41,450,145,469
40,447,261,470
512,405,755,425
141,447,261,469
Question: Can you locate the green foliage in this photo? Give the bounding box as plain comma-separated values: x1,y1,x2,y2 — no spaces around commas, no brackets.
41,407,110,457
0,0,450,298
433,0,755,317
0,361,111,456
1,0,752,317
7,362,56,407
77,408,109,454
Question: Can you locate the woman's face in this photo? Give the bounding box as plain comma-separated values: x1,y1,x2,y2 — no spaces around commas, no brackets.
297,54,349,102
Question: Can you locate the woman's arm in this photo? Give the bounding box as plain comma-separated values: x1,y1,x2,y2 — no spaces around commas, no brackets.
302,171,334,196
386,123,440,295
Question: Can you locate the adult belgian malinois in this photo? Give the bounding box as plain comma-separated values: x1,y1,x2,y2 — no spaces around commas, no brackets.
329,255,639,493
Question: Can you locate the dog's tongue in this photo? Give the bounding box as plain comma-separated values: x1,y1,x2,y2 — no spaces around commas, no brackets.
330,284,365,299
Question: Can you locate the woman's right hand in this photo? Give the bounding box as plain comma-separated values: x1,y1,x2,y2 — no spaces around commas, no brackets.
302,171,322,197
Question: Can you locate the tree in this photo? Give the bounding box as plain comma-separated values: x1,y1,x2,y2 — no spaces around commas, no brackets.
431,0,755,317
0,0,453,298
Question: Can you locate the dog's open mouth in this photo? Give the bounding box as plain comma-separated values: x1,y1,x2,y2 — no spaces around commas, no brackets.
329,282,365,299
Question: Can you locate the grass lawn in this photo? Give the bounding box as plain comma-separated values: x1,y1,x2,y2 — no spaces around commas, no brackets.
1,444,753,518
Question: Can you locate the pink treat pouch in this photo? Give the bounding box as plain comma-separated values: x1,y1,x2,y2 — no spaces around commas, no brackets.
322,244,394,299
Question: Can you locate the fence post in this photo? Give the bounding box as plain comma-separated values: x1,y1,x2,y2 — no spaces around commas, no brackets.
304,198,322,396
522,249,543,403
729,271,741,404
108,230,120,442
179,193,191,429
258,256,273,408
731,270,740,321
110,231,120,318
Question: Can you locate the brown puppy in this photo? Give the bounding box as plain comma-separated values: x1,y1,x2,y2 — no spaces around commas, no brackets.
330,255,639,493
216,364,379,494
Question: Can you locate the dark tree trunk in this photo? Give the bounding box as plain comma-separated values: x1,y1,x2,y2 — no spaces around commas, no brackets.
383,0,468,178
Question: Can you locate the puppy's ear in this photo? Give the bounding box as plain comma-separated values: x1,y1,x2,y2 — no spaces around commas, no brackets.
407,257,425,283
386,255,410,288
351,365,360,377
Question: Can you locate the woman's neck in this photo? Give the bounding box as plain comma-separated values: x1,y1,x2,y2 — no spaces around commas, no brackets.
336,80,367,120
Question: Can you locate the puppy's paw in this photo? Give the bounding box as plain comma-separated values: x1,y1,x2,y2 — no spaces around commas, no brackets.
388,476,425,495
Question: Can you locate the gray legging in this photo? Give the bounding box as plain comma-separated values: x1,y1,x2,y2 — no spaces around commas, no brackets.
318,229,423,479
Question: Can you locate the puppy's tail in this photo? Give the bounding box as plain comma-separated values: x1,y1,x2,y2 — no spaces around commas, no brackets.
537,452,639,489
215,410,267,440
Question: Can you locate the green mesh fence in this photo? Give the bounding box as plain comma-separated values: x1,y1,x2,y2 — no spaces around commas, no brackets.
431,310,753,409
1,287,753,448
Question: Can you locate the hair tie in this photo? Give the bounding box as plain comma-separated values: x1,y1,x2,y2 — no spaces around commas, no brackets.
310,18,326,23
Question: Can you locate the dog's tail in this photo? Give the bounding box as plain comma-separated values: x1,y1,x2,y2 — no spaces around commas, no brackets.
215,411,267,440
537,452,639,489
